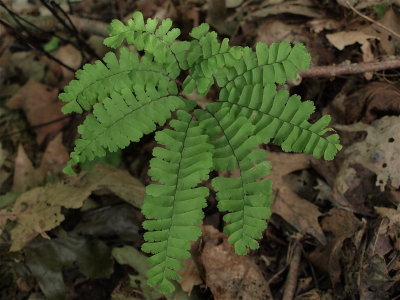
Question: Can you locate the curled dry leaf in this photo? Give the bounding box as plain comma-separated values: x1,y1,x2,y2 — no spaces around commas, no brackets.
335,116,400,191
200,226,272,300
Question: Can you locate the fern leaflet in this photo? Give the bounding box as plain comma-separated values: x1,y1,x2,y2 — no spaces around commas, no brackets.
141,110,213,293
196,106,272,254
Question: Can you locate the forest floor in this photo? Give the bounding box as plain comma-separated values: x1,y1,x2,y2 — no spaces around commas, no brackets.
1,0,400,299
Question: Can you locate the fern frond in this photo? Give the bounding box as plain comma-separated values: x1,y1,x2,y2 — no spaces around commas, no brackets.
215,41,311,90
141,110,213,293
210,83,342,160
182,23,243,96
59,47,178,114
196,106,272,255
104,12,181,67
63,88,187,176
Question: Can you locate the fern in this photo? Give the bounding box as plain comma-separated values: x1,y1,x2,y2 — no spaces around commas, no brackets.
60,11,342,293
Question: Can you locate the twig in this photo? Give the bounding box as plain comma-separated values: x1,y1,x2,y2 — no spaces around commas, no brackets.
282,241,302,300
0,115,70,141
299,59,400,78
340,0,400,40
0,18,76,72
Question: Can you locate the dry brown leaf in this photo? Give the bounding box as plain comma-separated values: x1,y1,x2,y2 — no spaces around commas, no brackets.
339,82,400,124
53,45,82,86
200,225,272,300
308,18,341,34
177,257,202,294
326,30,378,50
6,79,69,144
335,116,400,191
83,164,145,208
12,144,44,193
250,0,320,18
1,164,145,251
267,152,327,245
40,133,70,175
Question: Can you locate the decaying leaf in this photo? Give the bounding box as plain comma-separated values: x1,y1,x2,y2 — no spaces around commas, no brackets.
12,144,43,193
335,116,400,191
6,182,94,251
267,152,327,245
200,226,272,300
1,164,145,251
177,257,202,294
6,79,69,144
25,235,113,300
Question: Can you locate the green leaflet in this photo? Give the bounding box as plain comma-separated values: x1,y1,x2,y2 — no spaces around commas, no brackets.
196,106,272,254
59,11,342,294
211,83,342,160
141,110,213,293
63,88,187,176
60,47,178,114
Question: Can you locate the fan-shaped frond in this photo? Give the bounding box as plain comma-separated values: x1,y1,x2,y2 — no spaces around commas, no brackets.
59,47,178,114
210,83,342,160
141,110,213,293
215,42,311,90
195,106,272,255
63,88,187,176
182,23,243,96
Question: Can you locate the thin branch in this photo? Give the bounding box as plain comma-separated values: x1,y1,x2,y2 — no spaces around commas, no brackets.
340,0,400,40
300,59,400,78
0,115,70,141
0,18,76,72
282,241,302,300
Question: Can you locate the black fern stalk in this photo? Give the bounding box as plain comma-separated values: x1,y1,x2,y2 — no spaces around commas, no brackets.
59,12,342,293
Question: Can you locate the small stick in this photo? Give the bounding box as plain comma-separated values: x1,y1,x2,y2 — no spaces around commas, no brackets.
340,0,400,40
282,241,302,300
300,59,400,78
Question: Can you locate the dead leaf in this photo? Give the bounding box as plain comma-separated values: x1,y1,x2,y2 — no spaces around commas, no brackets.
12,144,44,193
83,164,145,208
200,225,272,300
40,133,69,175
177,257,202,294
1,164,145,251
52,45,82,86
5,182,92,251
335,116,400,191
267,152,327,245
308,18,341,34
250,0,321,18
343,82,400,123
6,79,69,144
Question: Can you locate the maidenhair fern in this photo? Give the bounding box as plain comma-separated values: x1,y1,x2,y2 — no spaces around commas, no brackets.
60,11,342,294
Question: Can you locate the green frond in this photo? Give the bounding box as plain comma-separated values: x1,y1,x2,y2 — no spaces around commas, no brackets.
63,88,187,176
104,11,181,68
59,47,178,114
182,24,243,96
215,41,311,90
195,106,272,255
141,110,213,294
210,83,342,160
